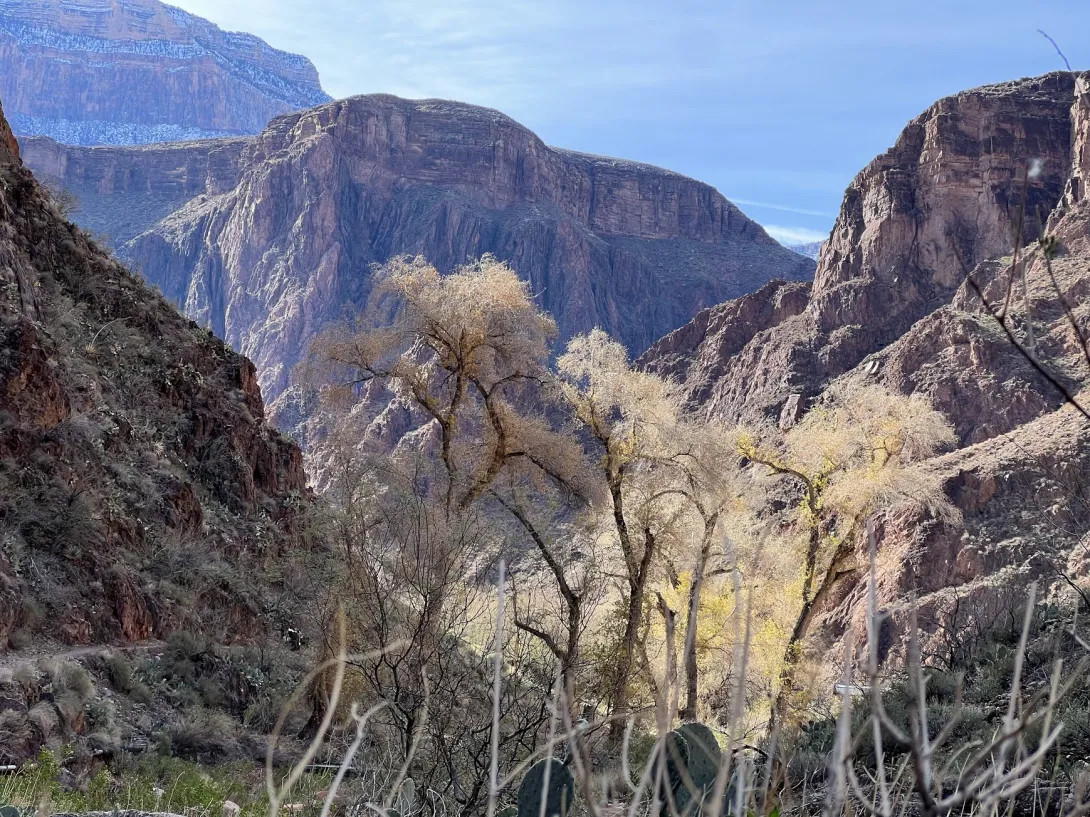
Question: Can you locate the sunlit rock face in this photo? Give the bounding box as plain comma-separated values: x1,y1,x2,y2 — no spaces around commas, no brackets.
0,0,330,145
642,72,1078,431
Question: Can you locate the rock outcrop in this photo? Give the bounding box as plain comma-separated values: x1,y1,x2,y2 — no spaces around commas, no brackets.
643,72,1090,661
0,98,17,159
0,95,307,647
644,72,1077,431
31,94,814,411
0,0,331,145
19,134,248,247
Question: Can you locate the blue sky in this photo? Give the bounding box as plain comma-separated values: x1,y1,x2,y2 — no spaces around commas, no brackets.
173,0,1090,246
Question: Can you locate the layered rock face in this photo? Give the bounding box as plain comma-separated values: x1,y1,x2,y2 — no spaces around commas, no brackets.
644,72,1077,428
0,96,307,647
643,72,1090,660
20,134,247,246
69,95,813,410
0,0,331,145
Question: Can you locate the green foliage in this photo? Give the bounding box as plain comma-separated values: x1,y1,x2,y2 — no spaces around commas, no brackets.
655,729,690,806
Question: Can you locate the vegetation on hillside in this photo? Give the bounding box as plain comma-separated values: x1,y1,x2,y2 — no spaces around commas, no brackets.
4,245,1089,817
269,255,1090,817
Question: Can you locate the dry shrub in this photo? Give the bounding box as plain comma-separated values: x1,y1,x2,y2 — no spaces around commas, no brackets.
0,709,38,764
168,708,243,763
27,702,59,742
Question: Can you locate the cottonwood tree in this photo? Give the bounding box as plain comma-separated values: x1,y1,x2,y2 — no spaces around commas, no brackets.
670,425,749,722
736,383,959,782
308,254,564,515
307,255,590,667
304,256,600,757
556,330,744,733
492,480,601,697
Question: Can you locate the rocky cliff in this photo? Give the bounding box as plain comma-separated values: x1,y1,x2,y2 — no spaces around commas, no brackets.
19,134,247,247
644,73,1077,430
0,0,331,145
37,94,814,411
0,94,308,648
643,72,1090,662
0,97,16,158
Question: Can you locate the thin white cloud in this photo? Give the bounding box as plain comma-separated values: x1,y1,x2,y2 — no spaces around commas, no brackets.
761,225,830,246
730,198,838,218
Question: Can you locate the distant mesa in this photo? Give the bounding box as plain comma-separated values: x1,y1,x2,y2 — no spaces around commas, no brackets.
786,240,824,260
4,0,815,414
0,0,332,145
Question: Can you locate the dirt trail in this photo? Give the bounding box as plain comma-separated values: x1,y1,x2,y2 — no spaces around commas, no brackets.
0,640,166,671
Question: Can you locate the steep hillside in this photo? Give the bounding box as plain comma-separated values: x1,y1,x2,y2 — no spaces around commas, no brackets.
0,0,331,145
0,95,308,649
642,71,1090,659
24,95,815,413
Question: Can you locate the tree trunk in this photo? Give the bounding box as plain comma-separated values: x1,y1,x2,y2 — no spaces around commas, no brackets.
765,536,855,802
681,511,719,721
608,527,657,743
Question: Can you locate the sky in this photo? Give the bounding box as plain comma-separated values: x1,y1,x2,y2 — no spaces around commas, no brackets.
172,0,1090,247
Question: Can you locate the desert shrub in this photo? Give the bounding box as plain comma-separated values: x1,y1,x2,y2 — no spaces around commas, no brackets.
146,633,304,733
103,652,134,693
167,708,242,763
26,703,57,743
10,666,36,694
794,592,1090,807
0,710,36,765
51,661,93,701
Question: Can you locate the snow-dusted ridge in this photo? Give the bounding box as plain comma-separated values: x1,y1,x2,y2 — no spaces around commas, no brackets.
0,0,331,145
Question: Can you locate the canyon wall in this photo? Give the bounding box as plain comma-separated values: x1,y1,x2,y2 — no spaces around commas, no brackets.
0,94,308,646
0,0,331,145
28,94,814,410
643,71,1090,662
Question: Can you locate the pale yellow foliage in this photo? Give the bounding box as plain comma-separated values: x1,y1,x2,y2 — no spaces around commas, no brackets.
737,382,960,533
558,328,680,464
734,382,962,728
378,254,557,377
308,255,572,511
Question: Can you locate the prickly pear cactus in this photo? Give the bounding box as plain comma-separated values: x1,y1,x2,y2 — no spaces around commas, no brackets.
395,777,417,815
496,806,519,817
517,758,575,817
673,722,722,814
654,728,691,805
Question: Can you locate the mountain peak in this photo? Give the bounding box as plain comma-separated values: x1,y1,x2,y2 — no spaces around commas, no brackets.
0,0,331,145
